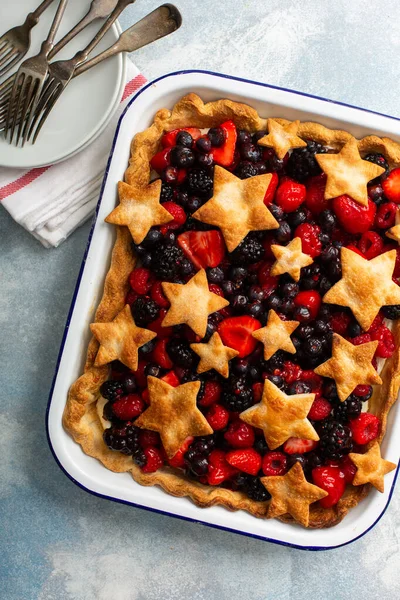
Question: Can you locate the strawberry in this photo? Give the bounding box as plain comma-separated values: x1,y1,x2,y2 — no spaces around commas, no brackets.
128,267,155,295
218,315,261,358
382,167,400,203
358,231,384,260
371,324,395,358
177,230,226,270
161,370,180,387
152,339,173,369
168,436,194,468
140,446,164,473
339,455,357,484
282,437,318,454
294,223,322,257
197,380,222,407
262,451,288,476
345,244,364,258
160,201,186,234
375,202,398,229
308,397,332,421
134,360,148,388
305,174,328,214
211,120,237,167
161,127,201,148
332,195,376,234
349,412,380,445
264,172,279,205
312,466,346,508
207,449,237,485
206,404,230,430
112,394,145,420
224,420,255,448
151,281,170,308
226,448,262,475
293,290,321,320
275,178,306,213
150,147,172,173
139,430,161,448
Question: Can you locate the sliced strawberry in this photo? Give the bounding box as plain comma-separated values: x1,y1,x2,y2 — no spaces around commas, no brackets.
375,202,398,229
382,167,400,203
294,223,322,257
226,448,262,475
161,127,201,148
312,466,346,508
282,437,318,454
207,449,238,485
168,436,194,468
332,195,376,234
152,339,173,369
264,172,279,205
293,290,321,320
112,394,145,420
358,231,384,259
161,370,180,387
197,380,222,407
275,178,306,213
140,446,164,473
206,404,230,430
305,173,328,214
211,120,237,167
150,147,172,173
177,230,226,270
349,413,380,445
262,451,288,476
129,267,155,295
218,315,261,358
160,201,186,234
224,420,255,448
308,397,332,421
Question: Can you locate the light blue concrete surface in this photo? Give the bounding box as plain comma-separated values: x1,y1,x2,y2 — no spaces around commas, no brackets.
1,1,400,598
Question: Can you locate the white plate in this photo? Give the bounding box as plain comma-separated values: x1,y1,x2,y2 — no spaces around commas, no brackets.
0,0,126,168
47,70,400,550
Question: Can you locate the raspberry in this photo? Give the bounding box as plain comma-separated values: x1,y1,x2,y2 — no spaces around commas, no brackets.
351,333,372,346
262,451,287,476
263,172,279,205
332,196,376,234
112,394,145,420
358,231,384,260
282,360,302,384
224,420,255,448
206,404,230,430
128,268,155,295
168,436,194,468
349,412,380,444
160,201,187,234
252,382,264,403
353,384,373,399
136,446,164,473
150,281,170,308
275,178,306,213
308,397,332,421
293,290,321,320
294,223,322,257
197,380,222,407
371,324,395,358
375,202,398,229
305,174,328,214
152,338,173,369
139,430,161,447
330,311,351,336
226,448,262,475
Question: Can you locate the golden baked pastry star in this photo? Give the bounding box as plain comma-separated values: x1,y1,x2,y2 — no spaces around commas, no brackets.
252,309,299,360
90,305,156,371
162,269,229,338
315,137,385,207
105,180,172,244
261,462,328,527
240,379,318,450
192,165,279,252
386,207,400,244
257,119,307,160
135,376,213,458
270,237,314,282
350,442,396,493
314,333,382,402
190,332,239,378
323,247,400,330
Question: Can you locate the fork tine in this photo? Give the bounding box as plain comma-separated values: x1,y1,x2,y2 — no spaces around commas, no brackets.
17,77,39,147
32,85,63,144
0,46,15,69
5,71,24,139
28,80,61,143
0,49,21,79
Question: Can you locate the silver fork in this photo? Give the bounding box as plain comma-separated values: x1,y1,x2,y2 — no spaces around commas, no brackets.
0,0,120,127
0,0,55,79
4,0,69,147
28,4,182,144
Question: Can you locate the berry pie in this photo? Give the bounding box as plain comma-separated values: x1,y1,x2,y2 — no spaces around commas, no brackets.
64,94,400,528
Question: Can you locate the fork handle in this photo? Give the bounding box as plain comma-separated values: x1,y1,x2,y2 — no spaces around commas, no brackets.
39,0,69,56
25,0,56,28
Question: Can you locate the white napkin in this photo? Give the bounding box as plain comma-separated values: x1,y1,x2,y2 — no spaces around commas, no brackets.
0,60,146,248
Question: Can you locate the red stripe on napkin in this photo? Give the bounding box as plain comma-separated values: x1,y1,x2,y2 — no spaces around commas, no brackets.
0,72,147,202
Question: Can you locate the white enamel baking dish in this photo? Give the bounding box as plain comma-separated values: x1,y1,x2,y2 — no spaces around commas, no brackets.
47,70,400,550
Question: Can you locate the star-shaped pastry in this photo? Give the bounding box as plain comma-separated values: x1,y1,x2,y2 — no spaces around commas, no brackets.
315,137,385,207
270,237,314,282
386,207,400,244
90,305,156,371
314,333,382,402
350,442,396,493
135,376,213,458
162,269,229,338
261,462,328,527
105,180,172,244
240,379,318,450
192,165,279,252
257,119,307,160
190,332,239,378
252,309,299,360
323,247,400,330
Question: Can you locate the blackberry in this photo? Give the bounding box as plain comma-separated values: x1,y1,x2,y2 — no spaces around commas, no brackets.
187,168,214,194
100,380,124,402
319,420,353,460
131,297,159,327
264,351,285,372
166,338,196,368
230,235,264,265
333,396,362,422
222,375,253,412
103,425,140,456
160,183,174,203
151,243,184,280
382,304,400,320
364,153,389,175
246,476,271,502
286,140,328,182
235,161,258,179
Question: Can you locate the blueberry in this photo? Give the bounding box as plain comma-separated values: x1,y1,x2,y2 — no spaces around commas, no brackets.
208,127,225,147
320,245,339,263
266,293,282,311
176,190,189,207
281,281,299,299
382,304,400,320
286,454,308,471
187,196,203,212
288,381,313,395
314,320,332,335
275,221,291,243
252,130,267,143
145,363,162,377
230,266,247,282
253,161,267,174
233,358,249,375
319,232,330,246
122,374,137,393
319,209,337,232
221,280,235,296
248,285,266,301
196,137,212,153
304,336,323,358
240,142,262,163
296,323,314,339
237,130,252,145
197,153,214,168
267,374,285,389
318,305,331,321
269,203,285,222
171,146,195,168
249,365,261,380
180,258,194,276
300,276,319,291
162,166,178,183
232,294,248,312
176,130,193,147
207,266,224,283
294,306,311,322
319,276,332,295
287,207,307,228
348,321,362,337
247,301,264,319
328,259,342,281
280,298,294,314
142,228,162,248
164,231,176,244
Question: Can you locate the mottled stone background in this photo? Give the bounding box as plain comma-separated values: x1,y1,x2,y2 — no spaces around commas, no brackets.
1,1,400,598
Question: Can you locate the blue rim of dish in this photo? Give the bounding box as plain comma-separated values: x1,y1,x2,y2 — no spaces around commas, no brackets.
46,69,400,551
